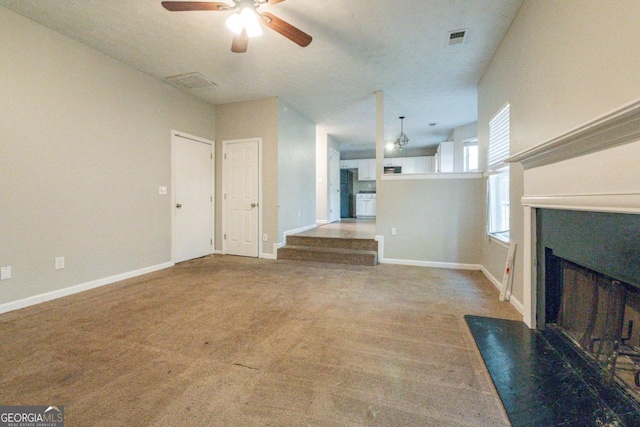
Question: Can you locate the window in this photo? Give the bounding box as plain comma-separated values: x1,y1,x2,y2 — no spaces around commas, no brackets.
488,167,510,235
487,104,510,241
463,138,478,172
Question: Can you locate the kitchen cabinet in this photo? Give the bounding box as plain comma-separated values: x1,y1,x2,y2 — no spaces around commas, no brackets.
357,159,376,181
339,159,359,169
435,141,464,172
355,156,435,178
383,158,403,167
436,142,454,172
356,193,376,217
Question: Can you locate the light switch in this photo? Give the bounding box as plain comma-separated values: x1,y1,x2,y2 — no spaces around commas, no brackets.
391,228,397,236
1,266,11,280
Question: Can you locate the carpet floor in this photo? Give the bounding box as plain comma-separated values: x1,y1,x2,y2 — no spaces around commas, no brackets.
0,255,521,426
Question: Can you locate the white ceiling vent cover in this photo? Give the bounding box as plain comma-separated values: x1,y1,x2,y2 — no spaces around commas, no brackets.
163,72,217,90
447,29,467,46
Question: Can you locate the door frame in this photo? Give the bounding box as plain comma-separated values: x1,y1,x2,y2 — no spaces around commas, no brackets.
171,130,215,264
329,147,341,223
221,137,263,258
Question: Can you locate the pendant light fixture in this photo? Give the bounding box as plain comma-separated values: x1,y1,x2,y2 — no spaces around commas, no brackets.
394,116,409,150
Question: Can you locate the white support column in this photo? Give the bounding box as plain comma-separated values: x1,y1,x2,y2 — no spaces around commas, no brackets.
375,90,384,180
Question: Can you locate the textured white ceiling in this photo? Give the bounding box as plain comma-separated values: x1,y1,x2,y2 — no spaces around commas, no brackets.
0,0,523,151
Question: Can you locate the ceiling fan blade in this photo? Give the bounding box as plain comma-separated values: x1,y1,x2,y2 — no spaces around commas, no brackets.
161,1,231,12
231,29,249,53
260,12,312,47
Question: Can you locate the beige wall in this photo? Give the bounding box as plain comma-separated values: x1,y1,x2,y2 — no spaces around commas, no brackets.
214,98,316,254
0,8,216,306
277,100,316,238
214,98,279,255
376,178,485,264
478,0,640,311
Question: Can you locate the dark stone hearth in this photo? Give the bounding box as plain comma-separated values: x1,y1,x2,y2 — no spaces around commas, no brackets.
465,315,640,427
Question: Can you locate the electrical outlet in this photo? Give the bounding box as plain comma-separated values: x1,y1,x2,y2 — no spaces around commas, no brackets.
158,186,167,195
1,266,11,280
55,257,65,270
391,227,397,236
262,234,268,242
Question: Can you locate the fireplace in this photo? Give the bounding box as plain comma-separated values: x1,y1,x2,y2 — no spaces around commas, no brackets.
504,99,640,423
536,209,640,401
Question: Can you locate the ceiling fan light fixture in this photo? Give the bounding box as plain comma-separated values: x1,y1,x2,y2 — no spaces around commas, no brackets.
226,4,263,38
240,7,262,37
225,13,244,34
163,0,312,52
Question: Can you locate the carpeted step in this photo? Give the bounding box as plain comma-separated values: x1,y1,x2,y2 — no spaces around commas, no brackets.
277,245,377,266
286,235,378,252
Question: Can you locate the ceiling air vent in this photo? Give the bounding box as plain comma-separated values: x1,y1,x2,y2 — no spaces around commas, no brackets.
163,72,217,90
447,29,467,46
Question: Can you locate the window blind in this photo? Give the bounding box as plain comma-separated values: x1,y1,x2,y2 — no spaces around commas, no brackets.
488,104,510,170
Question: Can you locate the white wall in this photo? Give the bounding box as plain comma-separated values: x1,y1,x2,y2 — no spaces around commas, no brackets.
478,0,640,311
277,100,316,238
449,122,478,172
316,128,340,224
0,8,216,307
316,127,329,223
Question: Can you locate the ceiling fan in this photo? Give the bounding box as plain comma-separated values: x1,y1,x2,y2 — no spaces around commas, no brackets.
161,0,312,53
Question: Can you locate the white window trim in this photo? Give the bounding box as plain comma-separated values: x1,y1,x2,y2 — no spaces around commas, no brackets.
463,137,479,172
487,103,511,242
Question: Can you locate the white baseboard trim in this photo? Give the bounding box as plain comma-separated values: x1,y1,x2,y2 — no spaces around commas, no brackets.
271,223,318,259
480,266,524,314
283,223,317,239
481,266,503,290
0,262,174,314
316,220,329,225
277,223,318,250
380,257,482,271
374,235,384,261
272,240,287,259
509,295,525,315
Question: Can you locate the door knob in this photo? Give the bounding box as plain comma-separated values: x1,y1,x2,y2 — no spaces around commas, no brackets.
176,203,182,209
251,203,257,208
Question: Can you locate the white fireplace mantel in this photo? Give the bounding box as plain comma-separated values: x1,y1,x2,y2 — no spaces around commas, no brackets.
508,98,640,328
508,99,640,171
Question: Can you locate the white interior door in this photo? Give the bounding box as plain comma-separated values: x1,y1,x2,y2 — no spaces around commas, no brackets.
329,148,341,223
223,140,259,257
173,134,213,263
